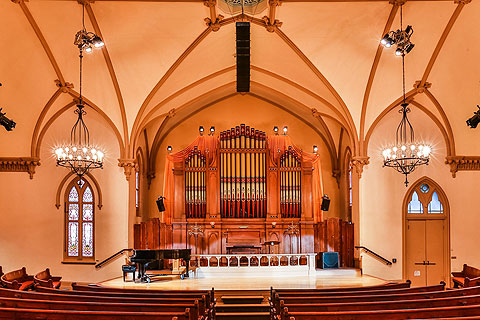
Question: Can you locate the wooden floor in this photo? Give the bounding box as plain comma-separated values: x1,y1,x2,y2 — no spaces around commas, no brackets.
100,268,386,291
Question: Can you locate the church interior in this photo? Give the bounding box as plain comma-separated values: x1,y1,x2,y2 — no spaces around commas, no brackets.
1,0,480,318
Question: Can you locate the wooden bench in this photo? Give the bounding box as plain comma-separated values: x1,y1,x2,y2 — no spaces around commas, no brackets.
72,283,215,306
0,296,200,320
271,281,410,296
0,307,189,319
452,264,480,288
34,268,62,289
277,294,480,320
270,283,445,313
285,304,480,320
0,267,34,290
0,288,209,320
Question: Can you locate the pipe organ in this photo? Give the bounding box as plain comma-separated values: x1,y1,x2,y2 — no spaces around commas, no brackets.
185,147,206,218
151,123,357,259
280,147,301,218
220,125,267,218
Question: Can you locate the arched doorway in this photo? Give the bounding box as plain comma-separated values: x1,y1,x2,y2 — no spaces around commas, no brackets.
403,177,450,287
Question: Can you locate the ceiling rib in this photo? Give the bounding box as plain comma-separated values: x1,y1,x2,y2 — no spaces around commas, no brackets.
359,3,399,156
85,2,129,157
419,1,468,87
15,0,66,86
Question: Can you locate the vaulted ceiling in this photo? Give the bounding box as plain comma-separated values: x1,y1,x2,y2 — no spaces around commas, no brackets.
1,0,479,163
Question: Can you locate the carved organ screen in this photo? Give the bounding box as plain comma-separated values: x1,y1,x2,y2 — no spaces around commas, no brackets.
280,147,301,218
220,125,267,218
185,147,207,218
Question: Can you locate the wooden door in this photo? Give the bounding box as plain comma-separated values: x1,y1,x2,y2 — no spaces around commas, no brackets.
406,219,445,286
406,220,427,287
426,219,445,285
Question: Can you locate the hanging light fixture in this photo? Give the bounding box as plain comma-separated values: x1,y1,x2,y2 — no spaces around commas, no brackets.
73,2,104,53
382,5,430,187
54,2,104,177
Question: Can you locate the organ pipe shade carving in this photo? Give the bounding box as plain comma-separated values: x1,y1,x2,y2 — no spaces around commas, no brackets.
185,146,207,218
280,147,301,218
220,124,267,218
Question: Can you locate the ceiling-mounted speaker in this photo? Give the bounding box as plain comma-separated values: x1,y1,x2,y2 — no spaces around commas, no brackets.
236,22,250,93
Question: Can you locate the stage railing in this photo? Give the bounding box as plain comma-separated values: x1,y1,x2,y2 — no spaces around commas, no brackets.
191,253,317,273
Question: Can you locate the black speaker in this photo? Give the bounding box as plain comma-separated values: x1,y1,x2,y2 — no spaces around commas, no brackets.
236,22,250,92
318,252,339,269
156,197,165,212
321,195,330,211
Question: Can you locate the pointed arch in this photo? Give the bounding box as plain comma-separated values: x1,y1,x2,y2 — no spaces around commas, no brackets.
56,172,103,210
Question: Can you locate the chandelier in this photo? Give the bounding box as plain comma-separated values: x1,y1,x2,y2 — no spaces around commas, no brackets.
54,2,104,177
381,6,430,187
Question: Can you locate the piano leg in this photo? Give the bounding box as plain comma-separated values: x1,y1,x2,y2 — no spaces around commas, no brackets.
184,257,190,278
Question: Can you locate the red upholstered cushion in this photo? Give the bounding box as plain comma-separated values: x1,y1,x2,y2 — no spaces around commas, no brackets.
18,280,34,291
52,281,61,289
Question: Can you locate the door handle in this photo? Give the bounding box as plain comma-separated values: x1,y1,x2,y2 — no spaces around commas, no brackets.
426,260,436,266
415,261,426,265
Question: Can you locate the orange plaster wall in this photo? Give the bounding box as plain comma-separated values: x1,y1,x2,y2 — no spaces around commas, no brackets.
0,109,128,283
361,108,480,281
146,94,340,221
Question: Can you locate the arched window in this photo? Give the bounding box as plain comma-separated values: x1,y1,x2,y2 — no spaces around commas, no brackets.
64,177,95,262
406,180,446,216
345,149,353,221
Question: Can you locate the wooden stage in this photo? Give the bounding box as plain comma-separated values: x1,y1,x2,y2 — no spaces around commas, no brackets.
99,268,386,291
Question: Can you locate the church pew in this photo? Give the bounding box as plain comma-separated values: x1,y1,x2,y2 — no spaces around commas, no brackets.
0,288,209,319
271,281,410,296
277,294,480,320
0,297,200,320
270,286,480,317
0,307,189,320
271,283,445,312
71,283,215,305
284,304,480,320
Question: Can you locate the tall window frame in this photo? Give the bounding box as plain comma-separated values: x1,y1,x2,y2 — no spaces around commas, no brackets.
345,149,353,221
64,176,95,263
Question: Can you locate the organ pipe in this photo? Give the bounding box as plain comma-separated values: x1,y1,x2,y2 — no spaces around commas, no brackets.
280,146,301,218
185,147,207,218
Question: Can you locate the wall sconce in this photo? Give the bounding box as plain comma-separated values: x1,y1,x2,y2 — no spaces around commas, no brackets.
313,145,318,153
273,126,279,135
283,126,288,135
199,126,204,136
210,221,215,228
209,126,215,135
167,146,172,153
272,221,277,228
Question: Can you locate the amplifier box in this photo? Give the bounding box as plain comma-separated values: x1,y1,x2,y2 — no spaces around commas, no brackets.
318,252,339,269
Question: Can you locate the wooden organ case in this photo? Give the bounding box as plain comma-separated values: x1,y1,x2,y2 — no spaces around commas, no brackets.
135,124,354,267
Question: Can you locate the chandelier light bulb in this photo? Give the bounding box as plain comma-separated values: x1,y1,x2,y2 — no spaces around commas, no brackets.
410,145,415,151
401,145,406,151
82,147,87,153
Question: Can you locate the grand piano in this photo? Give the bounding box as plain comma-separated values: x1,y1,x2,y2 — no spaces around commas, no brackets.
130,249,191,283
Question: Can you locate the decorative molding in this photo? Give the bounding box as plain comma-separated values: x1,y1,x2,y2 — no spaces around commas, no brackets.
454,0,472,4
54,80,74,93
118,159,136,181
388,0,406,5
332,169,341,188
204,15,224,32
413,81,432,94
203,0,216,7
351,156,369,178
0,157,40,179
445,156,480,178
261,16,283,33
56,172,103,210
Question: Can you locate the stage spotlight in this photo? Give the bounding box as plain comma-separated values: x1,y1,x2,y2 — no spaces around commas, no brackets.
167,145,172,152
405,43,415,54
0,108,16,132
313,145,318,153
395,48,403,56
156,196,166,213
209,126,215,135
380,34,389,46
199,126,204,136
283,126,288,135
273,126,279,135
466,105,480,128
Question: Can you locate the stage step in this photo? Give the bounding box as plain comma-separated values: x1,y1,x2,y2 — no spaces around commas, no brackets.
216,295,269,319
221,295,265,304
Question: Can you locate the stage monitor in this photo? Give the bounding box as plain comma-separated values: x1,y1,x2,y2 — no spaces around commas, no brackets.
156,196,165,213
321,194,330,211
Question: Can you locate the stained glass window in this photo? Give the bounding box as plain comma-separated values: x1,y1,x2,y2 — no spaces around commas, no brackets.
428,191,444,213
135,171,139,209
69,187,79,202
408,191,423,213
69,203,79,220
68,222,79,256
65,178,95,261
420,184,430,193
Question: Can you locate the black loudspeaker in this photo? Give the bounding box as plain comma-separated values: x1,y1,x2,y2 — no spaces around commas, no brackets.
321,195,330,211
236,22,250,92
319,252,339,269
156,197,165,213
